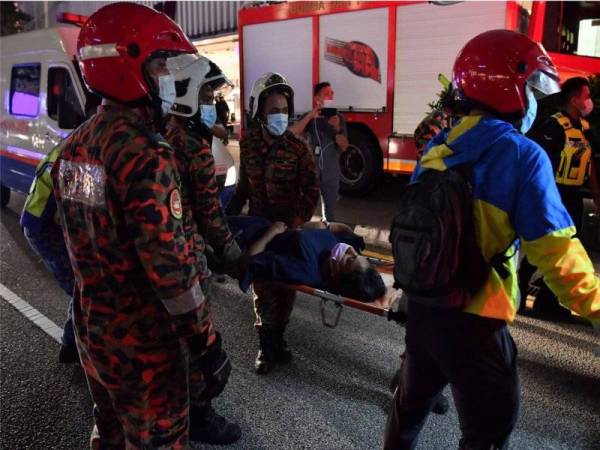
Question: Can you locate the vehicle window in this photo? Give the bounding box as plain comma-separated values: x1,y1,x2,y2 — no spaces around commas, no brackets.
47,66,85,129
542,1,600,58
10,63,41,117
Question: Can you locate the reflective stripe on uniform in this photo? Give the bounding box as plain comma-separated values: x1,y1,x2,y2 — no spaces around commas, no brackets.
57,160,107,207
161,282,205,315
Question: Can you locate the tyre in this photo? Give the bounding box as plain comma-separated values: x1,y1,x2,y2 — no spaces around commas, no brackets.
339,128,381,196
0,184,10,209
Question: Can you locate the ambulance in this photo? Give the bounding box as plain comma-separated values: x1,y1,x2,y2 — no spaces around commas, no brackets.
238,1,600,195
0,14,237,209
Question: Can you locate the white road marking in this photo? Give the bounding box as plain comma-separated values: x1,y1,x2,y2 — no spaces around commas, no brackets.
0,282,62,343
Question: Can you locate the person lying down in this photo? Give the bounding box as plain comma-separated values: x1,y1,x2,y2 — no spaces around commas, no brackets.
224,216,386,302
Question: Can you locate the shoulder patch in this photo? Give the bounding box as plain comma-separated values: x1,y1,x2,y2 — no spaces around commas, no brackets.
169,188,183,220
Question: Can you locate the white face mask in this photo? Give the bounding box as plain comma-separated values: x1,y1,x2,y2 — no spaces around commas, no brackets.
580,98,594,117
323,99,335,108
158,74,176,115
520,85,537,134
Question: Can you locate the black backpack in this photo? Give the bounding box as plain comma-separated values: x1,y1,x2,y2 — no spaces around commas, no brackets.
389,167,490,309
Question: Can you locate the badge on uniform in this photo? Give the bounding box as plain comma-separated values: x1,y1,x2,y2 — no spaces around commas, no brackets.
169,188,183,220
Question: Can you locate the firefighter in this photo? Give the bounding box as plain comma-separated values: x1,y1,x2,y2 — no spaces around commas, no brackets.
51,4,213,448
164,53,243,444
226,72,320,374
519,76,600,317
384,30,600,449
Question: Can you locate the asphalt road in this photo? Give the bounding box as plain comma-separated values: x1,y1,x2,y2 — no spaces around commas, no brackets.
1,190,599,450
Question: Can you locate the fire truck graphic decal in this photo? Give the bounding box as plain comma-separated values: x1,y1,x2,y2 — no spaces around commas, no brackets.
325,37,381,83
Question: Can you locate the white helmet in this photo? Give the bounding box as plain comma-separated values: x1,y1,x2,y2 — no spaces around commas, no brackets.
248,72,294,120
167,53,233,117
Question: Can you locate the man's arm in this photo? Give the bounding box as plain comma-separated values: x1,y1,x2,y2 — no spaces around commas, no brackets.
514,147,599,324
188,141,241,264
332,114,349,152
247,221,287,256
289,108,320,137
116,139,205,335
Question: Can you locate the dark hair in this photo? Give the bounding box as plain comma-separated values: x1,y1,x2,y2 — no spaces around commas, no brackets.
560,77,590,105
314,81,331,97
335,265,386,302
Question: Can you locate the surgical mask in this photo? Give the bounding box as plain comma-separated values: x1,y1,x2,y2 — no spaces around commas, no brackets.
266,113,288,136
330,243,351,262
520,85,537,134
199,104,217,128
580,98,594,117
158,74,176,115
323,99,335,108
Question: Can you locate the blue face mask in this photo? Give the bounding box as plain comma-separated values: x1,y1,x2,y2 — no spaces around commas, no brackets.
199,104,217,129
520,86,537,134
266,113,288,136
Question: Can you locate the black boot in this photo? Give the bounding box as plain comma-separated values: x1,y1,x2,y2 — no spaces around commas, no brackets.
189,404,241,445
58,344,80,364
255,327,292,374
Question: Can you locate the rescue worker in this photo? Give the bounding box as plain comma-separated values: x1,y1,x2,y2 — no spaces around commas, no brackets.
51,4,214,447
164,53,242,444
384,30,600,449
290,81,349,222
226,72,320,374
519,76,600,317
20,143,77,364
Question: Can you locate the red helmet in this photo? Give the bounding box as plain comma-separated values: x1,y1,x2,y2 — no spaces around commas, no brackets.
77,2,196,103
452,29,560,115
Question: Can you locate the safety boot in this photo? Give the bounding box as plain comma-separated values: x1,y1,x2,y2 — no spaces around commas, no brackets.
255,327,292,374
58,344,80,364
189,404,241,445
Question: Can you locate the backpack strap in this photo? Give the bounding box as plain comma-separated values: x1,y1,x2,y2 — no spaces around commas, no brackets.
489,237,517,279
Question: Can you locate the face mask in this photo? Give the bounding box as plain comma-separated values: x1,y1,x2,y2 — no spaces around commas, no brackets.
580,98,594,117
520,85,537,134
323,99,335,108
330,243,351,263
158,74,176,115
266,113,288,136
199,104,217,128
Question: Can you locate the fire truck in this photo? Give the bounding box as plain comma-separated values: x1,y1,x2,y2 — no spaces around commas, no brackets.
238,1,600,195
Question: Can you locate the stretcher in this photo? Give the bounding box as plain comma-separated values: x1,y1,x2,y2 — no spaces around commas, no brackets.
280,250,407,328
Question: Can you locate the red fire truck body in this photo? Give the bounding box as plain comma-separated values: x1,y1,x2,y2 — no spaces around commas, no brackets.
238,1,599,194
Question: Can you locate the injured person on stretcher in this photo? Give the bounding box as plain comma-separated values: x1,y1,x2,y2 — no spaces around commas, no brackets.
222,216,387,303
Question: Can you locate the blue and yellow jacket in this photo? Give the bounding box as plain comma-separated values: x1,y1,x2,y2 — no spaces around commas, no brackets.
415,115,599,324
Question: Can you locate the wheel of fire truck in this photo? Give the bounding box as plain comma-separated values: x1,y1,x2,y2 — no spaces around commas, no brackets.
339,126,381,196
0,184,10,209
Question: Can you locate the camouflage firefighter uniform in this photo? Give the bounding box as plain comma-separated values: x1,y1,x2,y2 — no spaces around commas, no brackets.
227,126,319,328
165,116,242,410
52,105,207,449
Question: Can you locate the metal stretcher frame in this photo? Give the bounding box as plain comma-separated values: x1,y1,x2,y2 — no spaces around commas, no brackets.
276,252,407,328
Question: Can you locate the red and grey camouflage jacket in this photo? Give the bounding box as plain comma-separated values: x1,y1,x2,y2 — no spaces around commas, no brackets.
165,117,240,265
227,127,319,228
51,105,207,345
